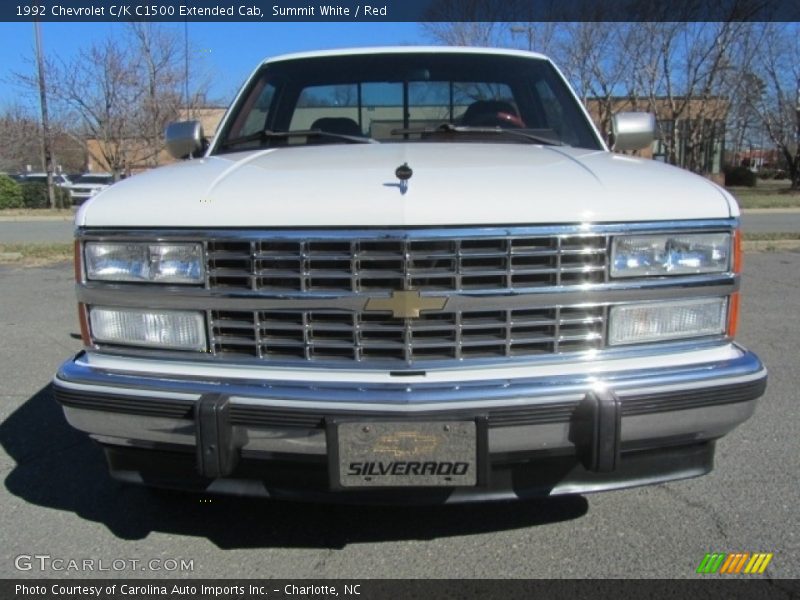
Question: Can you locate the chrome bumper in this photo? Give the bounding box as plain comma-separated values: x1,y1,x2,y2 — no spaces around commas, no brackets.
54,348,766,459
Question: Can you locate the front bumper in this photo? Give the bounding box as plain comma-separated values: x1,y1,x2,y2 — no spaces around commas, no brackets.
53,346,766,503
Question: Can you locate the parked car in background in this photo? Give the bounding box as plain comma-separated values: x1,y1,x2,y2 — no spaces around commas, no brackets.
19,172,72,188
67,173,114,205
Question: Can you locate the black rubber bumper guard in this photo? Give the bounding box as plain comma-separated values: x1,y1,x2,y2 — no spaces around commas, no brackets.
195,393,239,478
193,389,624,480
572,389,623,473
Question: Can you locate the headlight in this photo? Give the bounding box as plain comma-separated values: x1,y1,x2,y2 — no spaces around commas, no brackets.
608,298,728,346
89,307,206,350
84,242,204,284
611,233,731,278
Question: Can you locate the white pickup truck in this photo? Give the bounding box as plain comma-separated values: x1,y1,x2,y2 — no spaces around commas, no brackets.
54,47,766,503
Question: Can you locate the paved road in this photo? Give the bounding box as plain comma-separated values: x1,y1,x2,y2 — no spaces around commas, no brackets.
1,212,800,243
742,210,800,234
0,253,798,581
0,218,74,244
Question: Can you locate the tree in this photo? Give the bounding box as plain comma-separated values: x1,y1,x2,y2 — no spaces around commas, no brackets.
13,24,211,179
128,23,191,168
422,22,508,47
747,23,800,189
0,104,85,174
726,72,766,163
624,21,750,173
552,23,634,145
47,37,140,178
0,104,44,173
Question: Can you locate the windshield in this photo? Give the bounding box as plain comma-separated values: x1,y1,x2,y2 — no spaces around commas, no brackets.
214,52,603,153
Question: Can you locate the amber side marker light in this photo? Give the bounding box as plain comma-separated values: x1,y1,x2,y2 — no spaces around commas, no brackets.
728,293,741,339
74,240,91,346
733,228,743,274
728,229,743,338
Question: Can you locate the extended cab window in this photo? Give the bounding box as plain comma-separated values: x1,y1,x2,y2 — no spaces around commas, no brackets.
215,53,603,152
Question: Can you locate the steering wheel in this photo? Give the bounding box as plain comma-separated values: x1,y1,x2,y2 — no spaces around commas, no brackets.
466,111,527,129
495,112,526,129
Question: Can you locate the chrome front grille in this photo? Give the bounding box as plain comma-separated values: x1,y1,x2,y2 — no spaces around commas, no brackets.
206,231,610,364
78,220,740,368
207,234,608,292
210,306,606,363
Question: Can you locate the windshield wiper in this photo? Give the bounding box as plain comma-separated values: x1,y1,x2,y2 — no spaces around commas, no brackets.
390,123,563,146
220,128,377,149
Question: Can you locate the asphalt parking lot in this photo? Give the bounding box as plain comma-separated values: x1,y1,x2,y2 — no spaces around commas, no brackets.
0,252,798,581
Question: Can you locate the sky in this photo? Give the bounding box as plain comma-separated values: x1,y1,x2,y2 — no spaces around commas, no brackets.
0,22,429,108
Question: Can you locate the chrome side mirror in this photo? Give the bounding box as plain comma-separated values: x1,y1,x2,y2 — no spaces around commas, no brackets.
165,120,205,159
611,112,656,152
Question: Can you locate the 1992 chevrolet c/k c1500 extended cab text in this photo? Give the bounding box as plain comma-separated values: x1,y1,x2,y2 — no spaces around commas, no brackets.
53,47,767,503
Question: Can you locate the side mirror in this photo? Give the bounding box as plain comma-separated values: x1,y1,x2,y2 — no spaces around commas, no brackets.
611,112,656,152
165,120,205,159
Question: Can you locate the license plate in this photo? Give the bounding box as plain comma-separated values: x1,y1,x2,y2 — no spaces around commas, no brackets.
331,421,478,488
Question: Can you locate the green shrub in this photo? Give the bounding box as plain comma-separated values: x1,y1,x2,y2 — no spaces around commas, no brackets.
725,166,757,187
19,182,72,208
20,182,49,208
0,175,24,209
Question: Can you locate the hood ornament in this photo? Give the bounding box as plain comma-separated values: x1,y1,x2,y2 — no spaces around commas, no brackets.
394,163,412,195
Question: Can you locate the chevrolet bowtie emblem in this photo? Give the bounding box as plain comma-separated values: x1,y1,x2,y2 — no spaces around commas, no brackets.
364,290,448,319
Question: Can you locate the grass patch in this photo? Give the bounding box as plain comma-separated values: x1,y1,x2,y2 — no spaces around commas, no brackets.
743,232,800,241
728,180,800,209
741,229,800,252
744,239,800,253
0,243,73,266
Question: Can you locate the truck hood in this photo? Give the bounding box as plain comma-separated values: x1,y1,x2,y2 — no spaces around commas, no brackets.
77,143,734,227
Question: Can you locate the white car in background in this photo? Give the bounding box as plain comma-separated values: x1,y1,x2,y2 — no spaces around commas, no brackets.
19,172,72,188
67,173,114,205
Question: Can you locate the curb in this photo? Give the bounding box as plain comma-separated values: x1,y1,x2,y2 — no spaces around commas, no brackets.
743,240,800,252
742,208,800,214
0,215,74,222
